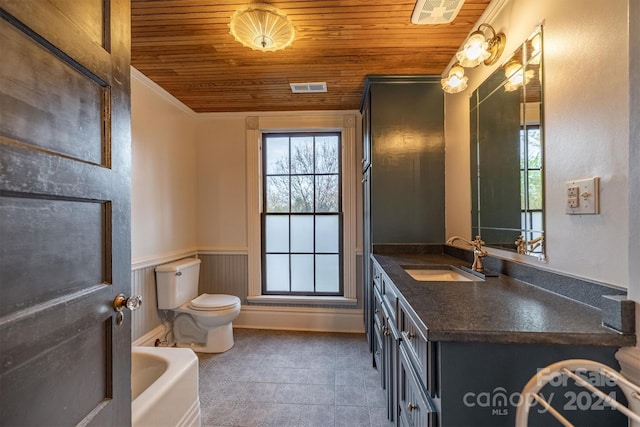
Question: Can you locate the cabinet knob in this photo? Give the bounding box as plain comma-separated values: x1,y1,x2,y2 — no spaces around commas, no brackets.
407,403,418,412
405,331,415,340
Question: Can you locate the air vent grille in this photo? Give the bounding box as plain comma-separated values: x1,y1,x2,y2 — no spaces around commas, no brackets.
411,0,465,25
290,82,327,93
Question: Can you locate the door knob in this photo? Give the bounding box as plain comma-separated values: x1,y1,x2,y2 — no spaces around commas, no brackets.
113,294,142,325
113,294,142,311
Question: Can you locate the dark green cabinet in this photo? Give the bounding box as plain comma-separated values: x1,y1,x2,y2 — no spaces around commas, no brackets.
372,258,627,427
361,75,445,367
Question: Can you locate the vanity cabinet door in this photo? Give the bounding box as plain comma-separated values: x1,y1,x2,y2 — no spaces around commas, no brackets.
373,287,384,388
382,301,400,422
398,344,436,427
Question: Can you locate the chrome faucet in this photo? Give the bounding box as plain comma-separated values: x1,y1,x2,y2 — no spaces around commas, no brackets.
446,235,488,273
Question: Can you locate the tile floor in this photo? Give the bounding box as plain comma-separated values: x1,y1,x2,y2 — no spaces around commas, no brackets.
196,328,394,427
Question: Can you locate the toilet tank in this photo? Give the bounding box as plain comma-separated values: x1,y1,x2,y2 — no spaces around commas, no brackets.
155,258,201,309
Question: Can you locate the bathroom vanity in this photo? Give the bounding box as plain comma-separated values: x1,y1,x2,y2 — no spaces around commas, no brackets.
369,246,635,427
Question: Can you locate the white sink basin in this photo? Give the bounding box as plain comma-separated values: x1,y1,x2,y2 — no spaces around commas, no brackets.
402,265,483,282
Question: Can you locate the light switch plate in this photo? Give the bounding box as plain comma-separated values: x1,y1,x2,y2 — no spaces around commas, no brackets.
566,177,600,214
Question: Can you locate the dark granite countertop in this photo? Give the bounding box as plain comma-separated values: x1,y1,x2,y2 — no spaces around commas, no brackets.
372,252,636,347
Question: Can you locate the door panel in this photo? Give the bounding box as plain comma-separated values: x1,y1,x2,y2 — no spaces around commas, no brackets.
0,197,106,315
0,0,131,425
0,18,106,164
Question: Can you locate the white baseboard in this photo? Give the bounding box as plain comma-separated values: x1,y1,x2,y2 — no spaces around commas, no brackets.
234,305,365,333
133,325,166,346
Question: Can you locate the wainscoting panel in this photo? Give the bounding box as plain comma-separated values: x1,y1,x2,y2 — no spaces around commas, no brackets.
131,265,162,342
198,253,248,302
131,252,364,339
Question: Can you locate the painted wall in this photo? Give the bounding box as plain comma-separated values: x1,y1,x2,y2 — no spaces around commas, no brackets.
445,0,631,289
131,69,198,263
195,116,248,250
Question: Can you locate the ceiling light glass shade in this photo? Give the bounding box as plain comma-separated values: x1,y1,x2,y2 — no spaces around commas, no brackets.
229,3,295,52
504,60,534,92
456,31,490,67
441,63,468,94
456,23,506,68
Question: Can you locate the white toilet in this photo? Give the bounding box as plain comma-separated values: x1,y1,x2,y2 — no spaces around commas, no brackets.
155,257,241,353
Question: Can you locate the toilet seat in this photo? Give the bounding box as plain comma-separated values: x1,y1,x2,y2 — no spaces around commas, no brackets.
189,294,240,311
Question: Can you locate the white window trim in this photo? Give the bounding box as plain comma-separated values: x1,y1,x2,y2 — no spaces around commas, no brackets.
246,113,358,304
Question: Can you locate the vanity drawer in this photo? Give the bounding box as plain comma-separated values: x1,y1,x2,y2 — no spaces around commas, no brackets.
399,301,437,396
372,261,382,293
398,344,436,427
373,287,384,331
381,273,398,324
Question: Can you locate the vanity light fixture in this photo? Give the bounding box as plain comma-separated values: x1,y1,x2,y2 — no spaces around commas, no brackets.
441,63,468,94
528,32,542,65
503,60,534,92
455,23,506,68
229,3,295,52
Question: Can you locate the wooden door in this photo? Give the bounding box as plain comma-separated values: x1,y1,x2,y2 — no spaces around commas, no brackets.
0,0,131,425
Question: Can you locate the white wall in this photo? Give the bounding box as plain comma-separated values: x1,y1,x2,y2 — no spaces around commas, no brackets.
131,69,198,264
195,116,247,250
445,0,631,288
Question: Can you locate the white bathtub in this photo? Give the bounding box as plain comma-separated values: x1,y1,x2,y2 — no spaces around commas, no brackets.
132,346,201,427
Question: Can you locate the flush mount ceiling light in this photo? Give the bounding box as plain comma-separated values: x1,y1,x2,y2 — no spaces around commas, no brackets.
455,23,506,68
503,60,534,92
229,3,295,52
441,63,468,94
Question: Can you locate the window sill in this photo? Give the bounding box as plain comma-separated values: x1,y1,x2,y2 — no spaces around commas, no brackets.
246,295,358,306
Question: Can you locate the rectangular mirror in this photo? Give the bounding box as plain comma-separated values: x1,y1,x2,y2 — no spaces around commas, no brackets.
470,27,544,258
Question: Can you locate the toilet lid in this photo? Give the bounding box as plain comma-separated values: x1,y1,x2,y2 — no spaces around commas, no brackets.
189,294,240,311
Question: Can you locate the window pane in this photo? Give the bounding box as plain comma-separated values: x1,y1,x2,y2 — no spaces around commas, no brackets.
528,170,542,209
266,176,289,212
527,128,542,168
315,136,339,173
291,254,314,292
265,215,289,253
291,175,314,212
531,211,543,232
315,254,339,292
266,254,289,291
520,170,525,210
291,137,314,174
316,175,339,212
315,215,339,253
265,137,289,174
290,215,313,253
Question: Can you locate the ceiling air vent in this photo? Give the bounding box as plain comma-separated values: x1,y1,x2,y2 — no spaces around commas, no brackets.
411,0,465,25
290,82,327,93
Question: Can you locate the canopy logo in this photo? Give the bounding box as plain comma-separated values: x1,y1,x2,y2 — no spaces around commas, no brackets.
462,387,617,417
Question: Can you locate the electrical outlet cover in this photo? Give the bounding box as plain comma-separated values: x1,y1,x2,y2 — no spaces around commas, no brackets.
566,177,600,214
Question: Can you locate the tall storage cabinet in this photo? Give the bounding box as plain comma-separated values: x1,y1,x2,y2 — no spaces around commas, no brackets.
361,75,445,423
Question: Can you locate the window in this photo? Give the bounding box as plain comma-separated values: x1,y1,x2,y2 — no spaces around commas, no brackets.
520,125,543,253
261,133,343,295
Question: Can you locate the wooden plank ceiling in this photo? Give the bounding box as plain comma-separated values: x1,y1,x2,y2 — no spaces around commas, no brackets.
131,0,491,113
